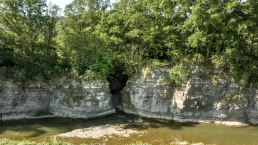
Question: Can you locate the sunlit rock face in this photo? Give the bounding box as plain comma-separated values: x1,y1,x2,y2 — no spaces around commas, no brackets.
122,67,258,124
1,67,258,125
0,78,115,121
0,81,53,120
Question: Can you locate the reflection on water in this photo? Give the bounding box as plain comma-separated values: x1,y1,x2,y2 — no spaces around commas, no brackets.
1,113,258,145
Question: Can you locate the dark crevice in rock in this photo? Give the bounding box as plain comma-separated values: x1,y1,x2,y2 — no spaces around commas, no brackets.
107,64,128,112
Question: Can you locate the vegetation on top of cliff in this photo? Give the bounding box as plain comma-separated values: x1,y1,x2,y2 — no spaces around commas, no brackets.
0,0,257,86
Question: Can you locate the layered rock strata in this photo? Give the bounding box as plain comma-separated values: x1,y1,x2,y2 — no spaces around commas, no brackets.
0,77,115,120
121,67,258,125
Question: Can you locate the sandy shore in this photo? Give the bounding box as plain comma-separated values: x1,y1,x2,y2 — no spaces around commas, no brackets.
57,124,143,139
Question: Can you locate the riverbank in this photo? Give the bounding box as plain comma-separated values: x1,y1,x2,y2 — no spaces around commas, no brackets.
1,114,258,145
0,138,205,145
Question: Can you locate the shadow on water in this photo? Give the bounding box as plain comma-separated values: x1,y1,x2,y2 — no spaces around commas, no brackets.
0,114,135,138
115,111,199,131
0,118,72,138
0,118,64,137
2,113,258,145
122,118,199,131
145,118,199,130
0,112,199,139
0,125,47,137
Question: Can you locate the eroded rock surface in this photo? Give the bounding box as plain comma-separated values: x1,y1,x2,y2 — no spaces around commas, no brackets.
1,67,258,125
0,77,115,120
122,67,258,124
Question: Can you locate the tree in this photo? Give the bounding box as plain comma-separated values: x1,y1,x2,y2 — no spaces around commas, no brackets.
0,0,257,85
42,2,61,62
57,0,112,77
0,0,61,80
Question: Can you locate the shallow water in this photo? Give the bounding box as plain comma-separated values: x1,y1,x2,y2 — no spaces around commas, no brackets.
1,114,258,145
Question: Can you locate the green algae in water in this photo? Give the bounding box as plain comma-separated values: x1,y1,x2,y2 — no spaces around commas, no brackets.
1,114,258,145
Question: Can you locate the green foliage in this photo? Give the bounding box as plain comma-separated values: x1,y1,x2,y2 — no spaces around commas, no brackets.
0,0,63,81
0,0,257,87
56,0,113,78
224,92,248,108
35,110,53,117
168,64,191,87
62,84,85,104
181,0,258,86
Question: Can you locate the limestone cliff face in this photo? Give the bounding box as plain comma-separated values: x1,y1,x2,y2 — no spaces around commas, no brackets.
121,67,258,124
2,67,258,125
0,77,115,120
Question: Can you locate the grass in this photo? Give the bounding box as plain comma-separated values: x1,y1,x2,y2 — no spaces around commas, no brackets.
0,138,72,145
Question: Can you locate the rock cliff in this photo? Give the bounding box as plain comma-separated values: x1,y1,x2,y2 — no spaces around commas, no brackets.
1,67,258,125
0,77,115,120
121,67,258,125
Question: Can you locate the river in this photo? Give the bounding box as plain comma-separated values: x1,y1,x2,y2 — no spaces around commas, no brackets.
1,113,258,145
